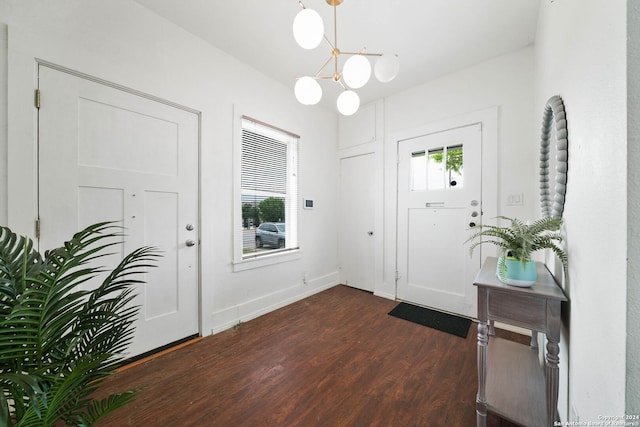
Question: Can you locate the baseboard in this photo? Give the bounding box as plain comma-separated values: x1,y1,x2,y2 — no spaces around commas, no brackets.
116,336,202,372
373,290,396,300
209,271,339,335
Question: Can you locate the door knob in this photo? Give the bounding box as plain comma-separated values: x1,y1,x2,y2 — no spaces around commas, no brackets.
367,231,374,236
469,222,477,227
186,224,194,231
186,239,196,247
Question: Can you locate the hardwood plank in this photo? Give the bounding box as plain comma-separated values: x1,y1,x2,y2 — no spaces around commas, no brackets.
96,285,527,426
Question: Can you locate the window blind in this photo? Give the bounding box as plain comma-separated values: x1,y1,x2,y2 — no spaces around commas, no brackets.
241,117,298,258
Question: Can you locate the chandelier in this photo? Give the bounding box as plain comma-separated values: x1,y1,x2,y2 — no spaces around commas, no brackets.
292,0,399,116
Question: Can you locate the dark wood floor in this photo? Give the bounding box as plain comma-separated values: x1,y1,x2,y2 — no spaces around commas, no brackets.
96,285,526,426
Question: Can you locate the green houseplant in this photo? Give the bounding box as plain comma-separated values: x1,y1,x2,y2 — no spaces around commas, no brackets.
465,216,568,286
0,222,160,426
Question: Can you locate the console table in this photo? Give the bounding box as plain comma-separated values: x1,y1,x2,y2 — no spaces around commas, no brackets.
474,257,567,427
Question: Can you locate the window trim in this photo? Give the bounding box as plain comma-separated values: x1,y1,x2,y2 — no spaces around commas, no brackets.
232,108,301,271
233,248,302,272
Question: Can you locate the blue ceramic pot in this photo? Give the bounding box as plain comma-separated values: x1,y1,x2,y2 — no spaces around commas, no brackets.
496,257,538,287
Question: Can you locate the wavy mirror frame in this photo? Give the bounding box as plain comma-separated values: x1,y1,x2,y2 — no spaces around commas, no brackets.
539,95,568,218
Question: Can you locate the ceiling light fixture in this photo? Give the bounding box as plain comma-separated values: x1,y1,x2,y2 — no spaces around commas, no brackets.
292,0,399,116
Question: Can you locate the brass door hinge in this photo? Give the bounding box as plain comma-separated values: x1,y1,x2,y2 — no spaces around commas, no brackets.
35,89,41,109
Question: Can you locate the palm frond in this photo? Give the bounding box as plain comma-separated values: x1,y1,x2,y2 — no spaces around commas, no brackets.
0,373,45,426
0,222,160,426
77,390,137,426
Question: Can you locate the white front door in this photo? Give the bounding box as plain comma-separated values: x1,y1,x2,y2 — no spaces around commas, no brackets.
37,65,199,357
339,153,375,292
396,124,482,318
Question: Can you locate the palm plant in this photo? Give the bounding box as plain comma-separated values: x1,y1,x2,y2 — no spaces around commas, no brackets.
0,222,160,426
466,216,568,279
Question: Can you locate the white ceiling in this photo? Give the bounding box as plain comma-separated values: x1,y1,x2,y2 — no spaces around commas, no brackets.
133,0,540,112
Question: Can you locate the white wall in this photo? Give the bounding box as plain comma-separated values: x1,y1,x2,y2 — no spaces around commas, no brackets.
627,0,640,414
535,0,628,421
0,0,340,336
0,15,7,225
379,47,536,297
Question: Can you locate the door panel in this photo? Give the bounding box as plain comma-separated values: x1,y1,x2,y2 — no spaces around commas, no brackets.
38,65,199,357
397,124,481,317
144,191,180,319
339,154,375,292
77,97,179,176
407,208,467,302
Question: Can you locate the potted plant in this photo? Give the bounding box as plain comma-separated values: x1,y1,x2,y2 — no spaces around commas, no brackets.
0,222,160,426
465,216,568,287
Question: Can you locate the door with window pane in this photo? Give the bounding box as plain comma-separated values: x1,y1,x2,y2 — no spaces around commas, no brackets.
396,124,481,317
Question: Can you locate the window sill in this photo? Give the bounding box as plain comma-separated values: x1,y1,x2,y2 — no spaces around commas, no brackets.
233,248,302,272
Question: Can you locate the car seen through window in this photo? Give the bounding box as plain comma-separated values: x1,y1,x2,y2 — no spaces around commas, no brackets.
255,222,286,249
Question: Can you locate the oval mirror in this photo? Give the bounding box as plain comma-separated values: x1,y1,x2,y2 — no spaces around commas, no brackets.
539,95,568,218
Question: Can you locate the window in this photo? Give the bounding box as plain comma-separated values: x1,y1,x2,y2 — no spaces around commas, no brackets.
411,144,464,191
239,116,298,260
410,150,427,191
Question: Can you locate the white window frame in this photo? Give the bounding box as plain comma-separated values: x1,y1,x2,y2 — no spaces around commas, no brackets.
232,111,301,272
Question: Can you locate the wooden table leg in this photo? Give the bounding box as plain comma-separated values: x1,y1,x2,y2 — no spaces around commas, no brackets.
546,302,562,426
530,330,538,349
546,339,560,426
476,321,489,427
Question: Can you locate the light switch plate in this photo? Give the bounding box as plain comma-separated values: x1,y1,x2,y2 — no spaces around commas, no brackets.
506,193,524,206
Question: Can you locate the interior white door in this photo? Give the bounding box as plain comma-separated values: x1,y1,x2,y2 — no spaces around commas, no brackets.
37,65,199,358
396,124,482,318
339,153,375,292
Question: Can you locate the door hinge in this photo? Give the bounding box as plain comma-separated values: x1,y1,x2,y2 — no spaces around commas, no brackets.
35,89,41,109
35,219,41,239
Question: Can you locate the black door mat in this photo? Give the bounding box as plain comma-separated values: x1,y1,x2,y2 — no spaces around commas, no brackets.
388,302,472,338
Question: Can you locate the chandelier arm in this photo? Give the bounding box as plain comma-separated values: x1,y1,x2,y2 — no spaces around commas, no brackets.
333,1,337,48
341,51,384,57
314,55,335,78
322,34,335,50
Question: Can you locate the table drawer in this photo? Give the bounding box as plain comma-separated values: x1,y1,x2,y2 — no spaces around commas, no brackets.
488,290,546,331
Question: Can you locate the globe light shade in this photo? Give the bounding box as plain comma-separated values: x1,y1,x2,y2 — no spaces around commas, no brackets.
293,9,324,50
342,55,371,89
294,76,322,105
336,90,360,116
374,54,400,83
